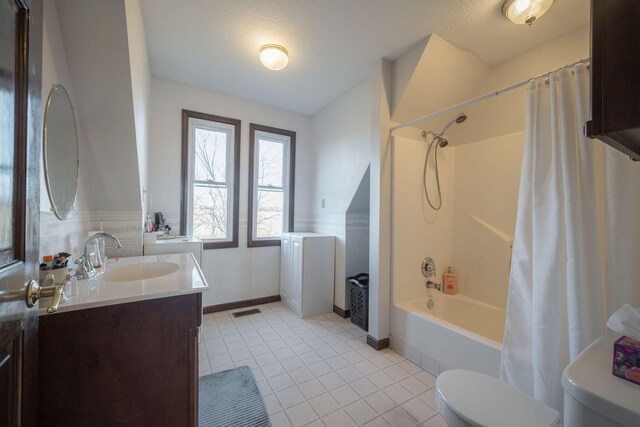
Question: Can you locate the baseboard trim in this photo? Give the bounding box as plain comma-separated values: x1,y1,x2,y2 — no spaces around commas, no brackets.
367,335,390,351
333,305,350,318
203,295,281,314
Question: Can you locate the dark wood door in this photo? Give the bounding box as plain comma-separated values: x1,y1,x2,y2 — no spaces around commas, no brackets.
0,0,42,425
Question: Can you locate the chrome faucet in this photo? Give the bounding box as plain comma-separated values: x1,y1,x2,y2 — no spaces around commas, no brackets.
426,280,443,292
75,232,123,280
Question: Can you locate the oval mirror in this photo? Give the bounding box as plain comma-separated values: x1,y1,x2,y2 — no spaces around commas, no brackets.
43,85,79,220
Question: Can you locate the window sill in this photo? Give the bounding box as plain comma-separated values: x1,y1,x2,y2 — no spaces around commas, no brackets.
247,239,281,248
203,240,238,250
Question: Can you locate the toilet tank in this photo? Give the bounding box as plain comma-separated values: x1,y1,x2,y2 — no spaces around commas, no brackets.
562,337,640,427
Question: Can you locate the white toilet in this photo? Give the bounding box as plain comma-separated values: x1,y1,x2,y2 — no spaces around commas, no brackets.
435,337,640,427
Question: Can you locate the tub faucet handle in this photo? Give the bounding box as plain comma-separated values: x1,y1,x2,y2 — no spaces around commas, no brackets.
422,257,436,278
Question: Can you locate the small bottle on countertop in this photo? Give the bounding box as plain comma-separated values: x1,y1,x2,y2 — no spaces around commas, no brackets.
443,266,457,295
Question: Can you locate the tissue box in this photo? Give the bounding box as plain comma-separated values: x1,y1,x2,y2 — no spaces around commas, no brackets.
612,336,640,385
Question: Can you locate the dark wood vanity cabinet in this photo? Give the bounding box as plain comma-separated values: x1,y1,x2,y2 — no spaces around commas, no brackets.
37,293,202,427
586,0,640,160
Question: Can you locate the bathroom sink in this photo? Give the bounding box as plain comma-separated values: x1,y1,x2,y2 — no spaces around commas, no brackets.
100,262,180,282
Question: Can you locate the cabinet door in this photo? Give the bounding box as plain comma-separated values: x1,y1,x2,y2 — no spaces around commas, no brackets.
289,237,303,314
280,235,291,304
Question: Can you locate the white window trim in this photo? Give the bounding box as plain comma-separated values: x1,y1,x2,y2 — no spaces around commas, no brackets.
186,117,236,242
251,130,291,241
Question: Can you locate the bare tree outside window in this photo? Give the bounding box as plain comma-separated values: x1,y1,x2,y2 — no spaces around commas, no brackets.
247,123,295,247
256,138,285,238
192,128,229,240
181,111,240,249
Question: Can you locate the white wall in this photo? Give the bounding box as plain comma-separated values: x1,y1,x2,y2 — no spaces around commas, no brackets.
308,77,372,310
55,0,142,214
40,0,96,257
369,60,393,342
148,77,312,307
345,167,370,277
39,0,155,259
125,0,151,219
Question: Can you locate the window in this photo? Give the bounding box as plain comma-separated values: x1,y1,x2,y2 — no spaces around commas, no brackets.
181,110,240,249
248,124,296,247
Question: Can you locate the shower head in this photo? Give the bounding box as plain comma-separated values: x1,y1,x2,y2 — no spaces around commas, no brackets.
435,135,448,148
441,112,468,135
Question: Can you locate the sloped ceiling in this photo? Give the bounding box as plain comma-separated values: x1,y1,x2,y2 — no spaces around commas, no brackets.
391,34,491,126
139,0,590,115
56,0,142,212
392,25,590,146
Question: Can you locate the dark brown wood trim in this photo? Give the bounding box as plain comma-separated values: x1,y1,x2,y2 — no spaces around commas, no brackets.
367,335,390,351
188,326,198,426
19,2,42,426
13,1,30,263
180,111,189,236
181,109,241,249
203,295,281,314
202,240,238,250
247,123,296,248
333,305,350,318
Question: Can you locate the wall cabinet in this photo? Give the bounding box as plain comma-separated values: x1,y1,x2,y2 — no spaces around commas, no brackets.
37,294,201,426
280,232,335,318
586,0,640,160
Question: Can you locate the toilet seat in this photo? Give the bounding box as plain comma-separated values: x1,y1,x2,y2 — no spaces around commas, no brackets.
436,370,562,427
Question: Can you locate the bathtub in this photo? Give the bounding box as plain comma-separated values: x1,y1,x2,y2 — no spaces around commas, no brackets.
391,292,505,377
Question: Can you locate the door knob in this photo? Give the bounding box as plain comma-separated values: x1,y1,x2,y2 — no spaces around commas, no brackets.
25,280,65,314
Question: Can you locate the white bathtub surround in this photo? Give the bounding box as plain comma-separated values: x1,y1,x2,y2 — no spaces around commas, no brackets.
391,295,503,378
450,132,523,308
391,136,455,305
502,64,606,412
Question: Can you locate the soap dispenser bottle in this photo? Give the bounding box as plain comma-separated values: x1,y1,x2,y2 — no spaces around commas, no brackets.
443,266,457,295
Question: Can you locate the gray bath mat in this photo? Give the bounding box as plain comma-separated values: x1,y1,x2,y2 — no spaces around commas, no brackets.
199,366,271,427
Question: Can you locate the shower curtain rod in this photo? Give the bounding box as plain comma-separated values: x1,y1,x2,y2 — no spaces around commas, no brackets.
389,57,590,132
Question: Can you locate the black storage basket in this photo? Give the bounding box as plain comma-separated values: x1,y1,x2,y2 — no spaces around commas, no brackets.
348,274,369,331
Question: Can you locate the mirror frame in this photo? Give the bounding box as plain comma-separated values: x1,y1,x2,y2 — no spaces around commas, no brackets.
43,84,79,220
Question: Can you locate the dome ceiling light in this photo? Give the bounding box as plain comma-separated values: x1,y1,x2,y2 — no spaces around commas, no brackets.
502,0,555,26
259,44,289,71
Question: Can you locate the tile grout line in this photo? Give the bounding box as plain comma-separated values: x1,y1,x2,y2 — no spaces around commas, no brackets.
200,302,443,427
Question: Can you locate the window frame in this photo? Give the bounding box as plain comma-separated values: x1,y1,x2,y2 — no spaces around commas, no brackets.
247,123,296,247
181,109,241,249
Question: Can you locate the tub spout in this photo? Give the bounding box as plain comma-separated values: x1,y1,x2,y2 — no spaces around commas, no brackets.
426,280,443,292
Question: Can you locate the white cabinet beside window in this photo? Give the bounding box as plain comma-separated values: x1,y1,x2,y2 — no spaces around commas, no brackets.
280,232,335,318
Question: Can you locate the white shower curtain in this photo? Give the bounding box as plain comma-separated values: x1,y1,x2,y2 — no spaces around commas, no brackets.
500,64,606,412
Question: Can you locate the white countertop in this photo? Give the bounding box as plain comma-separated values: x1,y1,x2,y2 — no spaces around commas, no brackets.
39,253,208,316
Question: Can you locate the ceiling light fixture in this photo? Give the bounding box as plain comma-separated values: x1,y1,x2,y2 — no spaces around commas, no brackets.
259,44,289,71
502,0,555,26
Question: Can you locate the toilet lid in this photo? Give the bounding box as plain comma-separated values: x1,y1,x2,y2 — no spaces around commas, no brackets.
436,370,561,427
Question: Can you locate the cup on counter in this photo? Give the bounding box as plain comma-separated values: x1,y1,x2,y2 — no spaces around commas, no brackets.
39,267,73,299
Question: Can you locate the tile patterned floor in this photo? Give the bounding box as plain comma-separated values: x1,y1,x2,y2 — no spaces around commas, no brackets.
199,302,447,427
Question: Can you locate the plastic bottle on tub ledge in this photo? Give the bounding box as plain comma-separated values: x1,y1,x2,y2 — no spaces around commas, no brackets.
443,266,457,295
